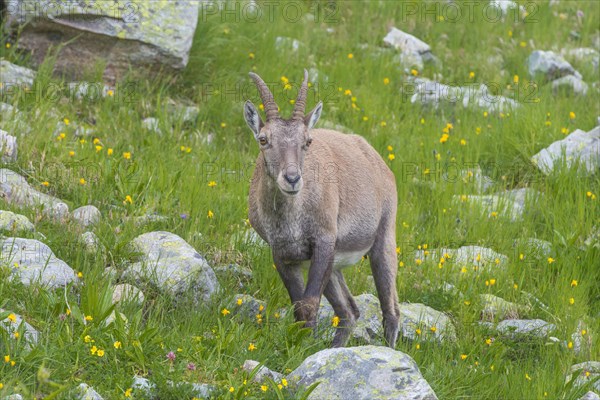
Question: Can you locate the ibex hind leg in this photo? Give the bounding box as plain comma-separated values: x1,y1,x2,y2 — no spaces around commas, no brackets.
323,270,359,347
369,215,400,348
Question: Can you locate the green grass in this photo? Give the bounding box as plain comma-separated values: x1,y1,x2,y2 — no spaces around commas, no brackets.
0,0,599,399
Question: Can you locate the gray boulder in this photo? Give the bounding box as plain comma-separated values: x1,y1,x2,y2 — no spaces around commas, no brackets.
496,319,555,338
462,83,520,113
0,59,36,93
287,346,438,400
112,284,145,305
383,27,437,71
552,75,589,96
0,168,69,219
562,48,600,71
125,231,220,302
317,294,385,343
580,392,600,400
229,294,266,320
528,50,582,81
164,99,199,124
456,188,542,221
242,360,284,383
72,205,101,227
398,303,457,342
567,362,600,392
6,1,198,83
81,231,102,254
414,245,508,273
0,210,35,233
480,294,529,321
1,237,77,289
514,238,553,259
76,383,104,400
142,118,162,134
0,129,18,163
68,82,113,100
0,308,39,348
532,126,599,175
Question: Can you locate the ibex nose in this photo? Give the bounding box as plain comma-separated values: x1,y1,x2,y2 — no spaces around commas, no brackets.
284,173,301,185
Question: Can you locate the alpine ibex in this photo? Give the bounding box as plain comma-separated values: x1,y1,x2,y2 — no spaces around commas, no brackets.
244,70,400,347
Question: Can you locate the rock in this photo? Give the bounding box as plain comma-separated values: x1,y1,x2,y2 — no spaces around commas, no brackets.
409,78,463,108
133,213,169,226
0,59,36,94
287,346,438,400
242,360,284,383
528,50,582,81
214,263,253,280
480,294,528,321
164,99,199,124
81,232,102,254
68,82,113,100
571,321,592,355
229,294,266,320
3,395,24,400
0,210,35,232
580,392,600,400
496,319,555,338
456,188,542,221
567,362,600,391
112,284,145,305
0,309,40,348
1,237,77,289
462,83,520,112
514,238,553,259
125,231,220,302
72,205,101,227
0,129,18,163
317,294,384,344
398,303,457,342
76,383,104,400
489,0,525,16
562,48,600,71
531,126,599,175
142,118,161,134
189,383,215,399
583,226,599,249
6,2,198,83
0,103,31,135
552,75,589,96
0,168,69,219
383,28,431,54
132,376,155,395
414,245,508,273
275,36,303,53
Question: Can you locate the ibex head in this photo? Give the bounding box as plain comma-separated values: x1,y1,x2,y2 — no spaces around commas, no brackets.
244,70,323,196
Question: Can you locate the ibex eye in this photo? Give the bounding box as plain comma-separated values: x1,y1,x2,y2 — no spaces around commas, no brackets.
259,137,268,146
306,138,313,147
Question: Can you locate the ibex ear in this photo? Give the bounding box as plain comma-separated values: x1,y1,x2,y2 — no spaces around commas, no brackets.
305,101,323,130
244,100,264,139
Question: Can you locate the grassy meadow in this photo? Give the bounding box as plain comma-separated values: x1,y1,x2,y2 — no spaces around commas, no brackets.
0,0,599,398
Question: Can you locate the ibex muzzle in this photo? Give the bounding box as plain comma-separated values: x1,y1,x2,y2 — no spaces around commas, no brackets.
245,70,400,348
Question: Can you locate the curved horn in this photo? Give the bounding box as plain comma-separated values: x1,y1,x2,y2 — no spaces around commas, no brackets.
292,69,309,120
249,72,279,121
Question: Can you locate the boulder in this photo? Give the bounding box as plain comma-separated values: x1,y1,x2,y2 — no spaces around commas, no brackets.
567,362,600,392
6,1,198,83
0,129,18,163
480,294,528,321
496,319,556,338
552,75,589,96
414,245,508,273
0,309,39,348
81,231,103,254
0,59,36,94
0,210,35,233
561,48,600,71
398,303,457,342
531,126,599,175
125,231,220,302
456,188,542,221
0,168,69,219
287,346,438,400
229,294,266,320
72,205,101,227
317,294,385,344
528,50,582,81
580,392,600,400
383,27,437,71
112,284,145,305
0,237,77,289
242,360,284,383
76,383,104,400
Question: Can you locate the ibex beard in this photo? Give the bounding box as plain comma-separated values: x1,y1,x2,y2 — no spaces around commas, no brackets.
244,70,400,348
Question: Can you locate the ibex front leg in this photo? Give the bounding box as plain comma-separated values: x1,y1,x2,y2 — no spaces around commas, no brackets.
295,238,335,328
